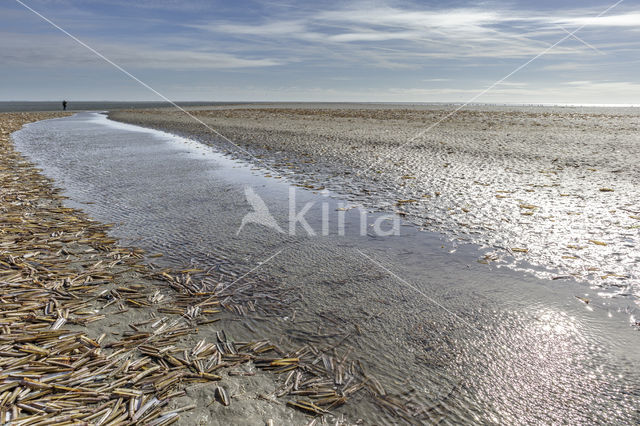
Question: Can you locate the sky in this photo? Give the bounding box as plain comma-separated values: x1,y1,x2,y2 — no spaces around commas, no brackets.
1,0,640,104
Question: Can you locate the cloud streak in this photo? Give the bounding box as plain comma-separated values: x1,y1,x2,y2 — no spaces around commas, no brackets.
193,3,640,63
0,32,282,69
554,13,640,28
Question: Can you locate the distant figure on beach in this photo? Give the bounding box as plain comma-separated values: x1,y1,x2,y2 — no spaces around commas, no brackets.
62,100,67,111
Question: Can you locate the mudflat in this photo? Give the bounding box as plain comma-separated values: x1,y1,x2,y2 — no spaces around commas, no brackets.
111,105,640,296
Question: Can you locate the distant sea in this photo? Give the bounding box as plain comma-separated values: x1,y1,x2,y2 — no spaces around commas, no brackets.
0,101,237,113
2,101,638,114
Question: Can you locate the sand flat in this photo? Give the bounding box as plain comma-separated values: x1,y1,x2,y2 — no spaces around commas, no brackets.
12,110,638,424
111,105,640,296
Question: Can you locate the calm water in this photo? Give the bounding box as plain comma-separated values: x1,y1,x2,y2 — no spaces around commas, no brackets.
12,113,640,424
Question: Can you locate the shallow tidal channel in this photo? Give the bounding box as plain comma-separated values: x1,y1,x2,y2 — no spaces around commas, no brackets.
12,112,640,424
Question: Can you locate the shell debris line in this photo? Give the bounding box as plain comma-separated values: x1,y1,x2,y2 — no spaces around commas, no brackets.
1,113,418,425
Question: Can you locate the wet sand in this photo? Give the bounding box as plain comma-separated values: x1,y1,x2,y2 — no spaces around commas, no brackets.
110,104,640,298
13,111,640,424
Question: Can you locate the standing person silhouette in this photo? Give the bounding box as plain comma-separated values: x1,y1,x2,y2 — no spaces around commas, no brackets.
62,100,67,111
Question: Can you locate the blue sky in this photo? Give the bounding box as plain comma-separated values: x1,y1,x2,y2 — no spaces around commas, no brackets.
2,0,640,104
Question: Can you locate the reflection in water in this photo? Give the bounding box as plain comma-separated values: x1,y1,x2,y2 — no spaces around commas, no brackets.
402,302,639,424
12,113,640,424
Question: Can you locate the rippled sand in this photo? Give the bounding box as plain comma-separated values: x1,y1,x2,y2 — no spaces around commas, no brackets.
111,105,640,300
14,112,640,424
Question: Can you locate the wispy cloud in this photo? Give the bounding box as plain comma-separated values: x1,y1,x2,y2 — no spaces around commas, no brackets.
315,7,505,32
192,3,640,65
0,32,281,69
554,13,640,28
193,20,308,36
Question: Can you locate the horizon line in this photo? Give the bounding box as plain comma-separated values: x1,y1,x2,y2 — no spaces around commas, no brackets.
2,100,639,108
